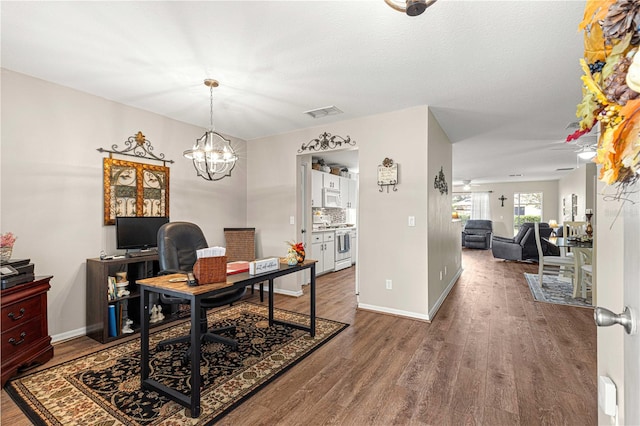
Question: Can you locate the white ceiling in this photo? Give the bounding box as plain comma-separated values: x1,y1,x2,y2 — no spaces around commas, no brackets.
1,1,592,185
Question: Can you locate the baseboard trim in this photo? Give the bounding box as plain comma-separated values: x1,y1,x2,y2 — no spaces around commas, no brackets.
428,267,463,320
52,326,87,344
356,303,431,322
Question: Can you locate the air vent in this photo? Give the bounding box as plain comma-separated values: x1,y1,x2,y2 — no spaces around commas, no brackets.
566,121,580,130
509,174,523,177
304,106,343,119
556,167,575,171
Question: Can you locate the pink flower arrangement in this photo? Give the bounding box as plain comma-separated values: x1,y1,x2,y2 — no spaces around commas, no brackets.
1,232,17,248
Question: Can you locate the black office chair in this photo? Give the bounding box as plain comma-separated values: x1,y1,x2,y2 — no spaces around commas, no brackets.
155,222,246,364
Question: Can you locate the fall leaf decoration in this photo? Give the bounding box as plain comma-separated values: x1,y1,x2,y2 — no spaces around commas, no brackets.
572,0,640,188
602,0,640,45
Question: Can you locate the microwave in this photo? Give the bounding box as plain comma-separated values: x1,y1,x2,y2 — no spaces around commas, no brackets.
323,188,341,208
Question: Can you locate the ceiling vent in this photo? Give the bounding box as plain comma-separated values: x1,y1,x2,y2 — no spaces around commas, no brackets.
304,106,343,119
556,167,575,171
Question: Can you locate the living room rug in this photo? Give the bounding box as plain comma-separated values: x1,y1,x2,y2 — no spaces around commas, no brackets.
524,273,592,308
5,302,348,425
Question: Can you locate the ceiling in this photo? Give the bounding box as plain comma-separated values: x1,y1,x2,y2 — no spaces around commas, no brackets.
1,1,592,185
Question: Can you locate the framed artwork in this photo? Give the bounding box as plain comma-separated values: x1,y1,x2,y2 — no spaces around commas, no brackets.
571,193,578,221
103,158,170,225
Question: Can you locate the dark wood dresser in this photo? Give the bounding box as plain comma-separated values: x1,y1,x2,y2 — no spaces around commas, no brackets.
1,276,54,386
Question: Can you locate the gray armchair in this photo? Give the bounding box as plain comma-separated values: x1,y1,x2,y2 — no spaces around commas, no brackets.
492,222,559,261
462,220,493,249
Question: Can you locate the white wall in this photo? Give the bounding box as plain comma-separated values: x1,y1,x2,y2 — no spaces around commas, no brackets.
558,163,596,223
452,180,559,238
247,106,458,319
1,69,247,339
427,109,461,314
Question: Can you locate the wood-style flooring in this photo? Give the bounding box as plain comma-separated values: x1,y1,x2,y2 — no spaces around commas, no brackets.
1,249,597,425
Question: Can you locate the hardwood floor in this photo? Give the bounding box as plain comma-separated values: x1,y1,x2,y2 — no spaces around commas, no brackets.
1,249,597,425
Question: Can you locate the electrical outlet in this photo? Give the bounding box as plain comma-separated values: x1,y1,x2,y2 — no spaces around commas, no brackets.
289,216,295,225
385,279,392,290
408,216,415,227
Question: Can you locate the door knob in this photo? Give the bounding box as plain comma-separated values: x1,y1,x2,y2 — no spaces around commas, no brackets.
594,306,638,335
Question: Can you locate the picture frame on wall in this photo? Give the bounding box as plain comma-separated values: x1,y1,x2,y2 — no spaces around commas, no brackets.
103,158,170,225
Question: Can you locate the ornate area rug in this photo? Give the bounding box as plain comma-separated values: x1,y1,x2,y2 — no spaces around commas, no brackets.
524,273,592,308
6,302,348,425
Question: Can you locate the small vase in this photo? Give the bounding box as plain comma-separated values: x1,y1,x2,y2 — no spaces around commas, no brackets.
286,256,298,266
0,246,12,262
295,249,305,264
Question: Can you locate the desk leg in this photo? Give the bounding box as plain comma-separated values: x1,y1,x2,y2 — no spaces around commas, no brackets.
268,278,275,326
189,296,201,418
310,263,316,337
140,288,150,384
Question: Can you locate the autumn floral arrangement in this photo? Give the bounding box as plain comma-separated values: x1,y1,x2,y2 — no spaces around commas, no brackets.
571,0,640,193
285,241,305,265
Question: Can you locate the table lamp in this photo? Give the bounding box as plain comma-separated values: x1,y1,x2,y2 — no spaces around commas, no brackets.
548,219,559,237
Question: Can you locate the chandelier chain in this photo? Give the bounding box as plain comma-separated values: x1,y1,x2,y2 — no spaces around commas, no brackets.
209,84,214,130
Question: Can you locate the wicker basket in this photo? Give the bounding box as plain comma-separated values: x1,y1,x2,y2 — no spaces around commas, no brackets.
312,163,321,171
330,167,341,175
193,255,227,284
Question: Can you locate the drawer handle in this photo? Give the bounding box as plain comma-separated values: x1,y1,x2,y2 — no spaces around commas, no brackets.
8,308,26,321
9,332,27,346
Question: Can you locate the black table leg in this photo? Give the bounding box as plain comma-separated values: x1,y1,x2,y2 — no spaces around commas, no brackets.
189,296,201,418
268,278,274,326
310,263,316,337
140,288,150,383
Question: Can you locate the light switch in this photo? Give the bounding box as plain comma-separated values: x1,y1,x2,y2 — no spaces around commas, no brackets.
408,216,415,227
598,376,617,416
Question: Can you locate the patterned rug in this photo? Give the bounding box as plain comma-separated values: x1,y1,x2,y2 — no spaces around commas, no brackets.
5,302,348,425
524,273,593,308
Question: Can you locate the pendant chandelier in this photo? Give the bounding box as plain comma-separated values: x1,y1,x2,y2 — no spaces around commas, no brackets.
183,79,238,181
384,0,437,16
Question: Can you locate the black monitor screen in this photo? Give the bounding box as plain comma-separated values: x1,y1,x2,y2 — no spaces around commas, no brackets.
115,216,169,250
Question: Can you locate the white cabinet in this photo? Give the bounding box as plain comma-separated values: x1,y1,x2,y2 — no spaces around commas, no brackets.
323,173,340,190
339,176,358,208
350,229,357,265
311,170,323,207
311,231,335,275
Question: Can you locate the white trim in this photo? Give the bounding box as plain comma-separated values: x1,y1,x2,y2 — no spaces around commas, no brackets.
250,284,304,298
357,303,430,321
357,267,462,322
52,326,87,343
428,267,462,320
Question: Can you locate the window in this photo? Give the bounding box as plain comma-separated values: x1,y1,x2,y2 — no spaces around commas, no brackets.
513,192,542,234
452,194,471,224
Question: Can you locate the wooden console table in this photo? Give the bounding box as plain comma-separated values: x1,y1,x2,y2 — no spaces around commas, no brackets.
1,276,54,386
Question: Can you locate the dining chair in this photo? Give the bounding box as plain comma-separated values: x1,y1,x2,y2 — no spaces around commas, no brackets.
578,249,593,300
562,221,587,256
156,222,246,365
534,222,575,288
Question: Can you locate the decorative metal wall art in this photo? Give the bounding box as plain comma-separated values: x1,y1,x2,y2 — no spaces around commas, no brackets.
377,157,398,192
499,195,507,207
97,131,174,165
103,158,169,225
298,132,356,153
433,166,448,195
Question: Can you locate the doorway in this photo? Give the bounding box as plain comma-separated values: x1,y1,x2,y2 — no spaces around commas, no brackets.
297,149,359,297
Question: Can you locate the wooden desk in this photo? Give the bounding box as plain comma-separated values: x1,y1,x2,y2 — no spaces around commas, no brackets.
548,237,593,300
136,259,317,418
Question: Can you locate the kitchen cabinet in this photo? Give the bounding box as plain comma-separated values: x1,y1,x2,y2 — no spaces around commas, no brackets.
311,231,335,275
323,173,340,190
311,170,323,207
339,176,358,208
